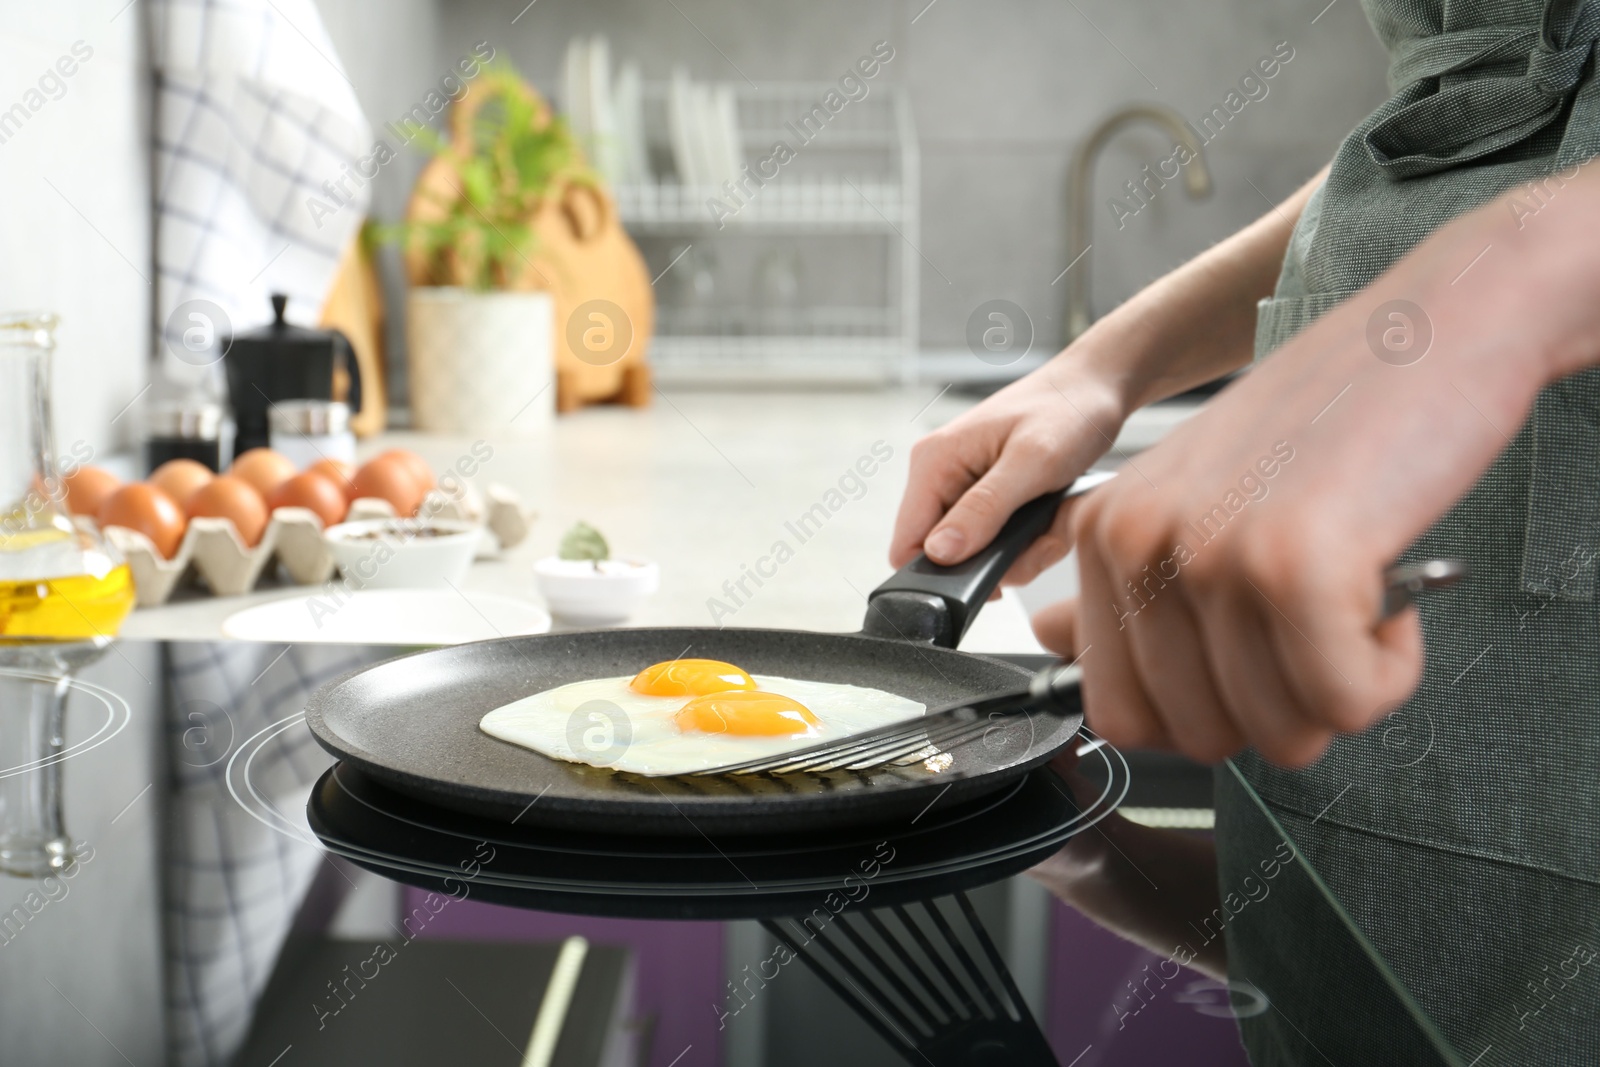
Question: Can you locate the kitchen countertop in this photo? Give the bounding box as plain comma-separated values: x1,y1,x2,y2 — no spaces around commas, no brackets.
119,388,1199,649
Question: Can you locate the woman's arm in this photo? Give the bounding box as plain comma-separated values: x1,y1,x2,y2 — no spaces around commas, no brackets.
891,167,1328,587
1049,163,1600,765
1084,163,1329,412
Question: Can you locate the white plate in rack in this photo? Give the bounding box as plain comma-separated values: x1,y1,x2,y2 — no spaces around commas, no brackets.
220,589,552,646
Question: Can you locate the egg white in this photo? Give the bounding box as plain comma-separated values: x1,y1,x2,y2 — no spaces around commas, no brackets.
478,673,927,776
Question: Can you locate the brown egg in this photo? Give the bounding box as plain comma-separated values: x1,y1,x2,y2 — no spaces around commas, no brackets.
187,475,270,547
267,472,348,528
351,455,425,517
307,458,359,502
379,449,436,492
63,466,122,518
149,459,215,508
228,448,296,499
99,483,186,559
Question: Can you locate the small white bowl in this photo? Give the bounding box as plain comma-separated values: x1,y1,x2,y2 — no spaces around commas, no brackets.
324,518,482,589
534,556,659,625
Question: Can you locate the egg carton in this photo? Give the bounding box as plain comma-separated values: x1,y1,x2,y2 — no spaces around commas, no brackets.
96,483,536,607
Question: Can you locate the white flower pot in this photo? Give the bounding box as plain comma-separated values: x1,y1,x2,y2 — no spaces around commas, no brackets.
407,288,554,436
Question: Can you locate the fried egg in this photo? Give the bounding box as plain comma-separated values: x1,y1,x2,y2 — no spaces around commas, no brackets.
478,658,926,776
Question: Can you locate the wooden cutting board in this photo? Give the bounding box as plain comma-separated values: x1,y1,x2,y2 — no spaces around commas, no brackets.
401,78,653,413
319,234,388,437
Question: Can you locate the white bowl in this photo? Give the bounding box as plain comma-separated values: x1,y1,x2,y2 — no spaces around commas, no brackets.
534,556,659,625
324,518,483,589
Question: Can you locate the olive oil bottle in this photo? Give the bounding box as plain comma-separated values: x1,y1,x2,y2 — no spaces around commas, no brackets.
0,565,136,642
0,310,138,876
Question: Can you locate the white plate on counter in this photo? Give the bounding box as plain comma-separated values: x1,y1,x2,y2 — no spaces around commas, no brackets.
220,589,552,646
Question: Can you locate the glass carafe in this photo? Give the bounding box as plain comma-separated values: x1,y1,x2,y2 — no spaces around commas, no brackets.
0,311,136,875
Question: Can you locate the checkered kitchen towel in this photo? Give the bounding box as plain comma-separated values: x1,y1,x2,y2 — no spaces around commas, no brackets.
151,0,371,376
150,2,373,1062
162,641,385,1067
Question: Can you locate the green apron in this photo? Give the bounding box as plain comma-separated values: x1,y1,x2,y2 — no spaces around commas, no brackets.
1214,0,1600,1062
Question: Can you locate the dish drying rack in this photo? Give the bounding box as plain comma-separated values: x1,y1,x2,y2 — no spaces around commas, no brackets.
612,82,920,385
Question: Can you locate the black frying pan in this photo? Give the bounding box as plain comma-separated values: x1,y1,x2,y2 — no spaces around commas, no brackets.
304,485,1090,835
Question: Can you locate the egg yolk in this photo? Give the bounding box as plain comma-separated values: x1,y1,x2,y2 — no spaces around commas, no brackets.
674,691,821,737
630,658,756,696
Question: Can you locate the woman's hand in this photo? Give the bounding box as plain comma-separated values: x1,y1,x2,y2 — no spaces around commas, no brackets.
890,363,1127,587
1038,168,1600,766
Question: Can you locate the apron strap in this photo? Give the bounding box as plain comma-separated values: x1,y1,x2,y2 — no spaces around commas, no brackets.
1365,0,1600,179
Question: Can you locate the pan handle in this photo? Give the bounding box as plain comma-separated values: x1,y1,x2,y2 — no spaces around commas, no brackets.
861,470,1116,648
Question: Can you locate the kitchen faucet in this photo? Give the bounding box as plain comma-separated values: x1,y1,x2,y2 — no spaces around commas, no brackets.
1065,104,1211,341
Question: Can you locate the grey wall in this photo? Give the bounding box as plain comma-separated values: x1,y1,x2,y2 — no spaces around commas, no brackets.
0,2,150,457
329,0,1391,390
3,14,158,1057
903,0,1392,350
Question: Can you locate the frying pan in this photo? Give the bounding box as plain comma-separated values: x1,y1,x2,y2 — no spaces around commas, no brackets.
305,482,1095,835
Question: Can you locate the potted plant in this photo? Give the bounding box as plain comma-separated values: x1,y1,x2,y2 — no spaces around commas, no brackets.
385,65,589,435
534,520,659,625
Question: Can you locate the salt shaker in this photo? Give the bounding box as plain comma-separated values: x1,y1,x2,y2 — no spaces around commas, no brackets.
268,399,355,469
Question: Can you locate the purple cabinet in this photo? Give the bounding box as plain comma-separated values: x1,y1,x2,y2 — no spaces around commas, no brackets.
404,890,1252,1067
1048,902,1251,1066
404,890,722,1067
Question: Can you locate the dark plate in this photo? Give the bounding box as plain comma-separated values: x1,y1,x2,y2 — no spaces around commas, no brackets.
305,759,1108,920
303,627,1082,835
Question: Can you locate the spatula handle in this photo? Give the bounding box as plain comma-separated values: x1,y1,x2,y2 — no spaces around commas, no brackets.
1380,559,1467,618
1027,662,1084,715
